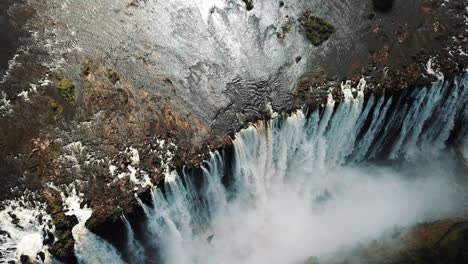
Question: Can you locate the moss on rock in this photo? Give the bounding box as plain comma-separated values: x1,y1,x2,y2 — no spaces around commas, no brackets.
110,207,123,223
48,98,64,120
58,77,75,100
302,16,336,46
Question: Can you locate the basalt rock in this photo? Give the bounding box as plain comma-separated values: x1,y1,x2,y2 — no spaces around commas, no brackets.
242,0,254,11
372,0,395,13
44,190,78,264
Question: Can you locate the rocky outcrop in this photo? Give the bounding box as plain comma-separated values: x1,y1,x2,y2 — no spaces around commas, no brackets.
299,13,336,46
44,189,78,264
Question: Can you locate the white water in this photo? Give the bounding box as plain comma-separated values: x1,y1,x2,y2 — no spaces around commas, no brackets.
121,215,146,263
0,194,53,263
91,75,467,264
61,186,126,264
43,0,361,122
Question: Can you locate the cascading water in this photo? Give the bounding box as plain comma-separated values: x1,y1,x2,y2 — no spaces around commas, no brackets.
74,75,468,264
62,186,126,264
121,215,145,263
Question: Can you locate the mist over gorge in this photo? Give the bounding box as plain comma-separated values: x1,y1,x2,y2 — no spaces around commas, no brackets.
0,0,467,263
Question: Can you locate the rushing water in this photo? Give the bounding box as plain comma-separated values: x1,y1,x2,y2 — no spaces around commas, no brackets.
68,75,468,264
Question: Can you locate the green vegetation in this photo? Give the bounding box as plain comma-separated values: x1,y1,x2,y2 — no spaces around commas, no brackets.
49,98,64,120
303,16,336,46
242,0,254,11
58,77,75,100
111,207,123,223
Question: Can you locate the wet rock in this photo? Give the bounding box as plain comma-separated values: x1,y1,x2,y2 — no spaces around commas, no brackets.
207,234,214,244
0,1,17,73
242,0,254,11
44,190,78,264
37,251,45,263
20,254,29,264
42,230,55,245
373,0,395,13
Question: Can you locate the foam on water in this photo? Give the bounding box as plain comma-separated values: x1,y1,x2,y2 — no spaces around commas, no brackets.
61,185,125,264
0,195,53,263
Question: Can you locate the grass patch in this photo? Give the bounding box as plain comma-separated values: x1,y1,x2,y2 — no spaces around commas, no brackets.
58,78,75,100
303,16,336,46
110,207,123,223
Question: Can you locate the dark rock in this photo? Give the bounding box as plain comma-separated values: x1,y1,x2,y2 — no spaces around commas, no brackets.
242,0,254,11
207,234,214,244
37,251,45,262
373,0,395,13
44,190,78,264
0,1,17,74
20,254,29,264
42,230,55,245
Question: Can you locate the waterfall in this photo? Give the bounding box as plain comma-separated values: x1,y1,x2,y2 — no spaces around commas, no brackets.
121,215,146,264
116,75,467,264
62,187,126,264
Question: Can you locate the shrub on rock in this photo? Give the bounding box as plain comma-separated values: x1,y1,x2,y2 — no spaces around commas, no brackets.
58,77,75,100
303,16,336,46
